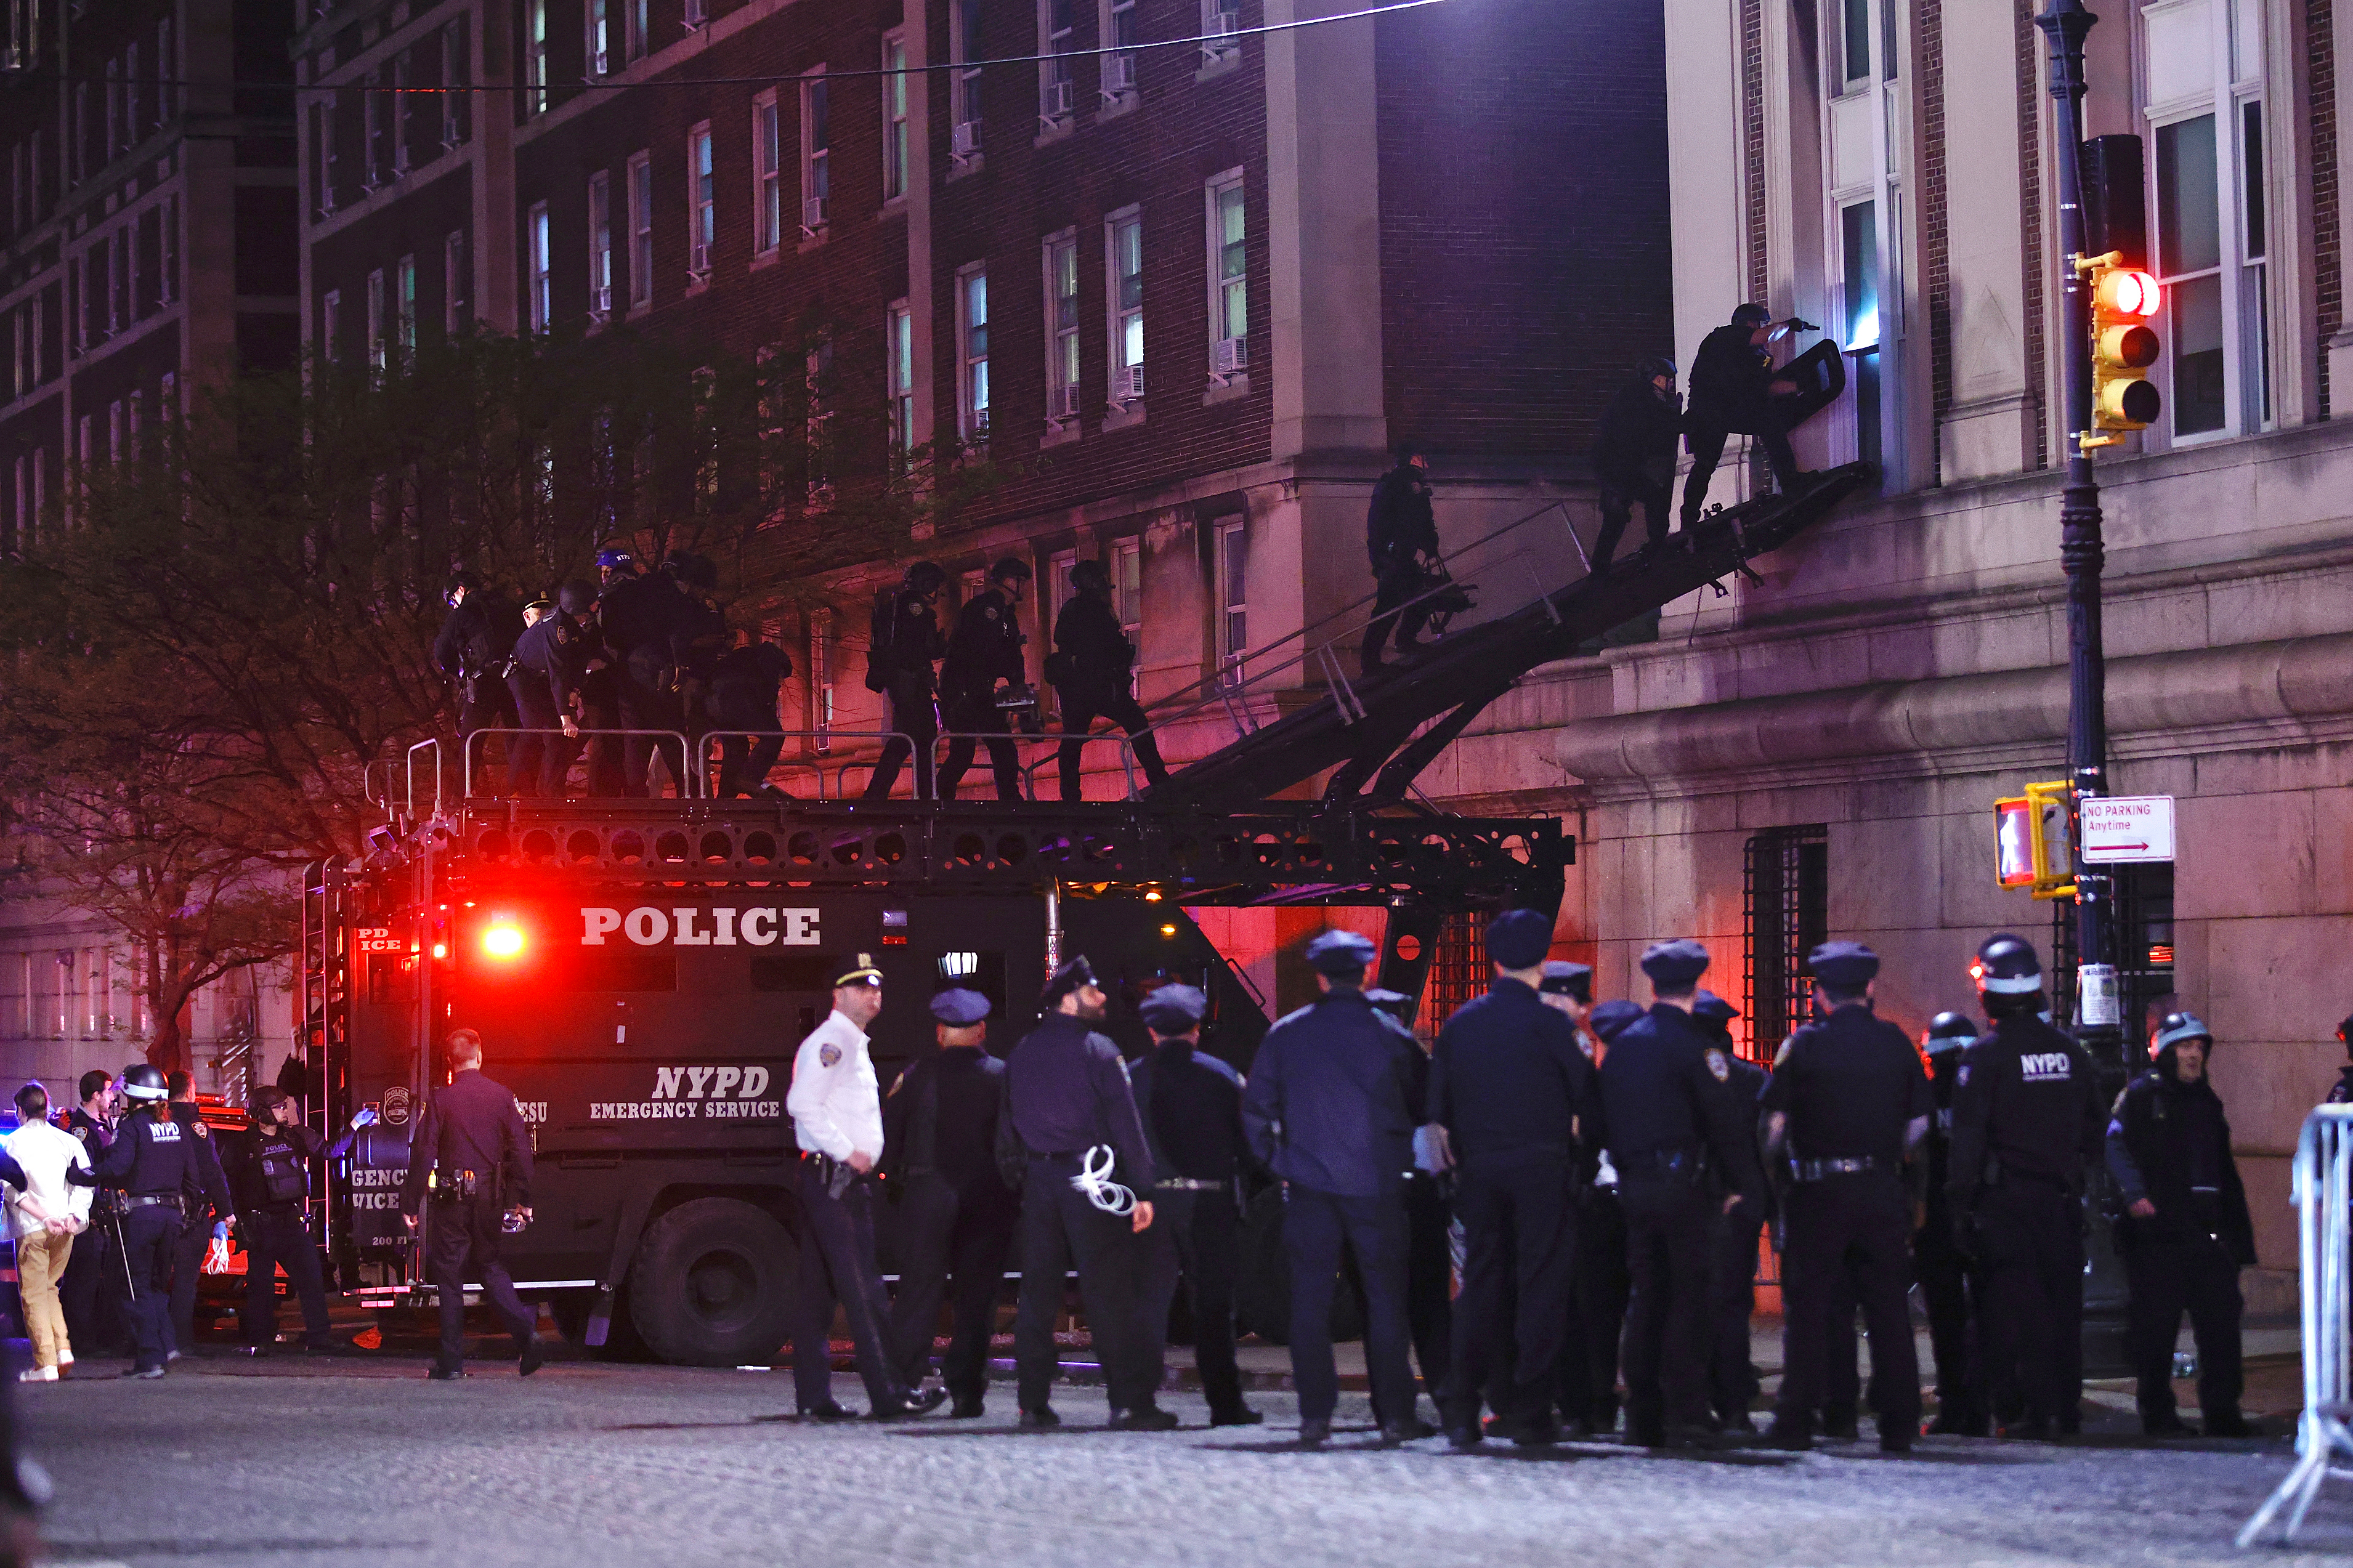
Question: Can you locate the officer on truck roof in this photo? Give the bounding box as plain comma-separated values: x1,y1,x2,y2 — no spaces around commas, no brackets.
936,557,1033,802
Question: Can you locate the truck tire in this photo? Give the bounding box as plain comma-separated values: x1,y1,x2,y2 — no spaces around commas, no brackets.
626,1198,796,1367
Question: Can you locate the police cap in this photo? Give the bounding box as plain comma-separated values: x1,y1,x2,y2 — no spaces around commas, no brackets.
1923,1011,1977,1053
1638,938,1710,988
1539,961,1594,1003
1486,909,1553,971
1137,984,1207,1035
1974,932,2043,993
2153,1011,2213,1054
1731,302,1773,327
929,988,992,1027
1305,929,1377,978
1589,1000,1646,1044
1808,941,1879,991
522,593,556,616
1040,955,1099,1009
1693,988,1739,1022
832,953,885,990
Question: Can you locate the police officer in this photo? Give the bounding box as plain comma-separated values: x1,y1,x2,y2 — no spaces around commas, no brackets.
1423,911,1594,1448
1050,559,1169,801
1242,931,1427,1447
1370,985,1452,1408
708,628,793,799
434,570,524,786
81,1065,232,1378
163,1072,232,1359
1947,933,2105,1438
2325,1014,2353,1104
1130,984,1262,1428
596,546,692,797
1918,1010,1988,1434
1600,939,1764,1447
1361,441,1440,674
397,1028,548,1381
1693,990,1770,1434
2108,1011,2256,1438
1000,956,1173,1430
785,957,942,1420
882,987,1016,1418
507,584,591,798
864,562,950,800
1571,999,1645,1434
1680,304,1823,529
59,1070,128,1360
937,557,1033,802
1590,358,1683,575
230,1087,335,1355
1758,944,1932,1453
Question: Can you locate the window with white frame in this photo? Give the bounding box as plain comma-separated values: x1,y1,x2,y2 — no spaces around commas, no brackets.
1215,516,1249,663
2142,0,2271,440
1112,538,1141,640
441,18,468,146
883,34,909,200
1821,0,1904,479
392,50,413,173
527,201,551,329
396,253,416,355
958,265,989,439
1107,208,1143,405
1207,171,1245,378
445,228,469,333
1200,0,1241,65
628,151,654,305
366,267,386,369
1049,550,1079,624
1045,230,1080,422
322,288,340,362
526,0,549,115
687,124,715,275
626,0,648,63
1103,0,1139,101
801,74,830,235
586,0,611,77
1040,0,1076,128
755,91,784,253
589,171,614,315
952,0,984,156
887,298,914,461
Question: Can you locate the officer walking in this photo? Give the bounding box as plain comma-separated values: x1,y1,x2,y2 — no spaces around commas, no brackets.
596,547,692,797
2108,1011,2256,1437
1692,990,1770,1434
937,557,1033,802
163,1072,232,1360
59,1072,126,1359
230,1088,336,1356
1600,940,1764,1447
1757,944,1932,1453
1918,1010,1988,1434
1131,983,1262,1428
1049,560,1169,801
506,584,591,798
397,1029,547,1381
1359,442,1441,674
1422,912,1594,1448
786,957,943,1420
1679,305,1824,529
861,562,949,800
434,570,524,786
1241,931,1428,1447
1947,933,2106,1438
882,988,1017,1418
1000,956,1173,1430
1590,359,1683,575
80,1065,232,1379
708,628,793,799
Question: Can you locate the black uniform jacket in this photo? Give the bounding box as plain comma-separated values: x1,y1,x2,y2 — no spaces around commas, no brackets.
90,1109,233,1211
1759,1003,1932,1170
512,614,586,714
1000,1013,1156,1189
709,641,792,729
1130,1037,1253,1186
2106,1068,2257,1263
883,1046,1014,1208
1241,985,1420,1199
1365,464,1439,571
879,588,948,689
435,594,524,680
1945,1014,2105,1209
229,1121,327,1215
1592,376,1683,490
170,1102,234,1220
941,588,1026,703
1051,594,1134,690
1687,323,1775,424
1597,1003,1764,1204
1424,976,1595,1163
399,1069,535,1214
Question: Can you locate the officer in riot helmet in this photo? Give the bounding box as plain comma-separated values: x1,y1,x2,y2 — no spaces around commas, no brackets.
507,583,592,798
864,562,950,801
231,1088,336,1355
77,1065,233,1378
708,628,793,799
399,1029,548,1381
1946,934,2105,1438
1362,441,1441,673
1918,1010,1988,1434
434,570,525,788
2108,1011,2256,1437
597,546,693,798
937,557,1034,802
1590,358,1683,575
1049,559,1169,802
1680,304,1834,529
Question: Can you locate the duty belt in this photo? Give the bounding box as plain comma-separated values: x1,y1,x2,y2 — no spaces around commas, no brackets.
1154,1178,1227,1192
1791,1155,1881,1182
123,1194,180,1210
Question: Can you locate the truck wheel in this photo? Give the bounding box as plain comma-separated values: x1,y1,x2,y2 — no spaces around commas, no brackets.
626,1198,796,1367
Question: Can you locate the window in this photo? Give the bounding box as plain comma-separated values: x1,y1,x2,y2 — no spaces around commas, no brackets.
7,458,22,557
1821,0,1903,481
626,0,648,63
441,19,469,147
322,288,340,362
755,92,784,253
444,228,469,333
805,338,834,498
1742,825,1828,1058
27,296,38,383
107,401,120,465
67,253,83,352
883,35,909,200
1040,0,1076,129
1049,550,1079,623
589,172,614,315
1201,0,1242,65
1207,171,1246,378
366,268,386,369
107,227,124,333
1112,538,1141,641
395,253,416,355
527,202,551,330
801,75,830,235
586,0,611,77
628,152,654,305
160,195,176,304
104,57,118,162
686,0,708,24
71,83,84,182
362,69,383,186
687,123,714,275
126,42,139,143
1107,208,1143,405
526,0,549,115
886,298,914,461
128,212,142,318
160,372,173,422
1103,0,1139,101
126,390,140,461
958,265,989,439
315,100,337,213
952,0,984,154
1215,518,1248,662
391,51,411,173
1045,230,1079,422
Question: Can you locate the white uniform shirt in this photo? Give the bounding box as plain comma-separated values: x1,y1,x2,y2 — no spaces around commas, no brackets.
2,1120,92,1240
788,1009,883,1162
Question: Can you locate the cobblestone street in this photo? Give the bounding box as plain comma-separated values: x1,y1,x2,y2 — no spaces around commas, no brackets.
19,1352,2339,1568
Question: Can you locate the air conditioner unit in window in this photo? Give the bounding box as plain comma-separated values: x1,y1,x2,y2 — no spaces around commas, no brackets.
593,284,613,317
684,0,708,24
689,241,711,276
1047,384,1080,422
1103,54,1138,99
1201,4,1241,60
1040,78,1074,126
952,119,982,160
1207,5,1242,33
801,195,828,235
591,47,609,77
1113,363,1145,403
1213,335,1246,376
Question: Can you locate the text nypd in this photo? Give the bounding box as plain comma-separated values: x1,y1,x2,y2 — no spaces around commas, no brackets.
581,907,819,947
589,1064,782,1123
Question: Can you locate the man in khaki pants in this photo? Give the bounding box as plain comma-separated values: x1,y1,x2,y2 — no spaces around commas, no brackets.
4,1082,92,1380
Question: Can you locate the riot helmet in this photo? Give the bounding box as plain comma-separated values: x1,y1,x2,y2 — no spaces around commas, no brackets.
904,560,947,595
1731,302,1773,328
119,1063,169,1104
988,556,1034,589
1922,1011,1977,1054
557,579,598,617
1071,558,1112,594
1636,355,1677,386
1972,932,2043,1017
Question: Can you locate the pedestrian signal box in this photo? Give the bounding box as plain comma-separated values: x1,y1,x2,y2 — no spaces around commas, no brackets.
1993,780,2076,900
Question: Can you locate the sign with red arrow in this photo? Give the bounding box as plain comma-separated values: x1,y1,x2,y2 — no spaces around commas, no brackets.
2080,794,2176,863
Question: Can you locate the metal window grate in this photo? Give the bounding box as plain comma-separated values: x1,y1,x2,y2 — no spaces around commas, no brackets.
1742,825,1828,1060
1420,910,1485,1035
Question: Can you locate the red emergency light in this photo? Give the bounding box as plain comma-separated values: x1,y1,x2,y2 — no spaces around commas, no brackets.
481,918,527,961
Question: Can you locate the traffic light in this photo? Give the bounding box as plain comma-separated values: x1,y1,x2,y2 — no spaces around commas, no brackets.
2084,254,2163,440
1992,780,2076,900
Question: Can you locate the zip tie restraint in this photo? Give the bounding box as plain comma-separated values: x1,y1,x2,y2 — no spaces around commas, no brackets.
1071,1145,1137,1217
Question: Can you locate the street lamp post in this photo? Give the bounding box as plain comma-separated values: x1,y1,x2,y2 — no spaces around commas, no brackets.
2035,0,2120,1057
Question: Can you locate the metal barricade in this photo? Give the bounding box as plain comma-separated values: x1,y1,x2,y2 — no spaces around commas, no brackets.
928,729,1139,802
463,727,700,800
685,730,915,801
2238,1104,2353,1547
